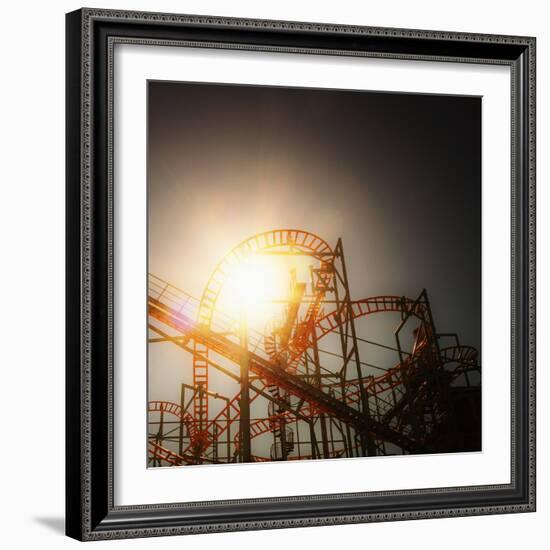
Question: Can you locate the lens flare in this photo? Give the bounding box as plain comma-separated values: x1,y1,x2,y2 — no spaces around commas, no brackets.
219,253,309,328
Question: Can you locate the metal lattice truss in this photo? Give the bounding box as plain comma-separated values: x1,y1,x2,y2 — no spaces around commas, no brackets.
148,229,481,466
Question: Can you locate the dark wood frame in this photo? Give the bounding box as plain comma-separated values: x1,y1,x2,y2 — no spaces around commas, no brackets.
66,8,536,541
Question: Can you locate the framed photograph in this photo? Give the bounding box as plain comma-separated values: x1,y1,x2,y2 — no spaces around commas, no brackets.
65,8,536,541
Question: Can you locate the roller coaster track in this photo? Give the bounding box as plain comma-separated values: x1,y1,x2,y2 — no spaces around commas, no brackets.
148,230,480,465
192,230,335,438
149,296,422,453
149,278,480,459
148,441,216,466
148,402,348,464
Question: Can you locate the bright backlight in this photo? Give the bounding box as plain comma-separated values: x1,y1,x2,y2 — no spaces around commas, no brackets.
219,253,309,329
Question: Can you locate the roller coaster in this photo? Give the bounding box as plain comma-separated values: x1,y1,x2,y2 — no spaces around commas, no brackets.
148,229,481,466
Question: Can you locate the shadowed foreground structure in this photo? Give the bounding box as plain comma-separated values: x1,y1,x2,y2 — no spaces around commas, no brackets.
148,229,481,466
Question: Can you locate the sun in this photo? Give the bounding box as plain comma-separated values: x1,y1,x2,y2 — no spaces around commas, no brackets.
219,253,309,329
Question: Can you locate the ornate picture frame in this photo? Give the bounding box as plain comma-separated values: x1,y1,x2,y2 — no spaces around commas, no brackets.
66,8,536,541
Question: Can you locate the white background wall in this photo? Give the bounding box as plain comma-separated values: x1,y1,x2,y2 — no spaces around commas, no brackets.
0,0,546,548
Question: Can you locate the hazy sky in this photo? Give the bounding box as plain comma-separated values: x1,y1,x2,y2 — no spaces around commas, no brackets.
148,80,481,356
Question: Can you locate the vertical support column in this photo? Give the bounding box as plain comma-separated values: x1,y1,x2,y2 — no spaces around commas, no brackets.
226,402,231,463
337,417,350,458
279,410,288,461
419,289,446,448
192,338,209,462
213,423,219,463
332,261,355,458
239,314,251,463
371,377,386,455
309,422,319,459
295,418,302,459
328,416,336,456
336,238,376,457
395,293,425,449
155,410,165,467
311,326,330,459
178,384,185,457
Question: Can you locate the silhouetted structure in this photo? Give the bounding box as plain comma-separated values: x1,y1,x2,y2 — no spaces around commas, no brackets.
148,229,481,465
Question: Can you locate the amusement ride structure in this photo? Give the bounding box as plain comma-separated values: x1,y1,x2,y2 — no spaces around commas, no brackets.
148,229,481,466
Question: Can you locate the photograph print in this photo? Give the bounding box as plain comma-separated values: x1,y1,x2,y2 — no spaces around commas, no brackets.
147,80,482,467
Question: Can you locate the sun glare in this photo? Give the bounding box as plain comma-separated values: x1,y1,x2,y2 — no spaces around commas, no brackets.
219,253,310,329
